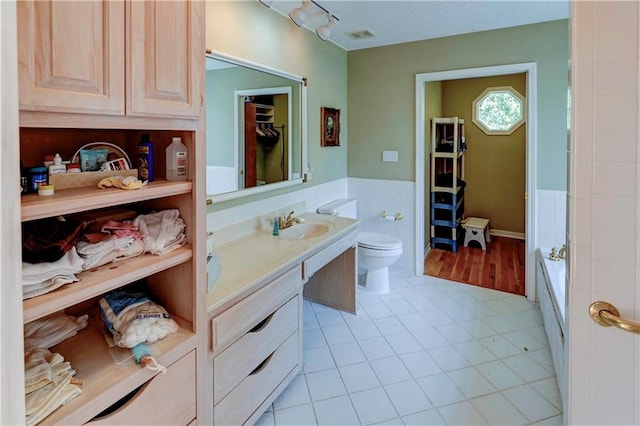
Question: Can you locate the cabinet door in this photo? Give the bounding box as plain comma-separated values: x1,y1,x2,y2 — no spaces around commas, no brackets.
126,0,204,118
17,0,125,115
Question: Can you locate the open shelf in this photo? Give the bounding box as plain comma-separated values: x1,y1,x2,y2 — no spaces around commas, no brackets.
43,315,196,425
23,246,193,323
21,180,192,222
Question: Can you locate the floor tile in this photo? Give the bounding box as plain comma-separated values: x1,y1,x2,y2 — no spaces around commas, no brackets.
437,400,489,425
303,346,335,373
338,362,380,393
384,379,433,416
399,350,442,378
427,345,471,371
269,271,562,426
396,312,431,331
313,395,359,425
363,303,394,319
471,392,529,425
273,403,317,425
348,320,382,341
369,356,413,385
350,387,398,425
475,359,525,390
453,340,497,364
478,334,523,358
273,374,311,410
322,324,355,345
303,327,327,350
329,341,367,366
305,368,347,401
503,384,562,423
373,316,407,336
315,310,346,327
503,353,554,382
416,373,466,407
357,336,396,360
410,327,449,349
447,367,496,399
402,408,446,425
384,332,423,355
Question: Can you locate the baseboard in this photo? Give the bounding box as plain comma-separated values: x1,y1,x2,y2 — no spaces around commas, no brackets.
490,229,525,240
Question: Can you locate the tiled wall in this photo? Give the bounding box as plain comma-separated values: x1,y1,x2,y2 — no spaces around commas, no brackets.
569,2,639,424
537,190,567,249
347,178,415,272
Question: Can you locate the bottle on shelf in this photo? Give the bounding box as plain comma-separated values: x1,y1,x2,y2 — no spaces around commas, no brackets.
166,137,188,181
137,134,154,182
48,153,67,176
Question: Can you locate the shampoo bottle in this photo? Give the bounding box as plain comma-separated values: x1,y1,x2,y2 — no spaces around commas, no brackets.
137,134,154,182
166,137,188,181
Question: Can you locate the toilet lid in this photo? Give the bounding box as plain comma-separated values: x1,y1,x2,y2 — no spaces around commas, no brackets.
358,232,403,250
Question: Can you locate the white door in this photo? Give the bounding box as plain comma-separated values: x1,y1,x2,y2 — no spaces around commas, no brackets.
568,1,640,424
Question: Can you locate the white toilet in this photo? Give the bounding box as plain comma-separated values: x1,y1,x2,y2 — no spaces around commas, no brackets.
317,199,403,294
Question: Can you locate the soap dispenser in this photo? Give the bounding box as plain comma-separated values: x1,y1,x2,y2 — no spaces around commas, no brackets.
272,217,279,236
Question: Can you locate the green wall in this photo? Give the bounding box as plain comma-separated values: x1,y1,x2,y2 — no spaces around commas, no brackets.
348,20,569,191
442,75,526,233
206,1,348,209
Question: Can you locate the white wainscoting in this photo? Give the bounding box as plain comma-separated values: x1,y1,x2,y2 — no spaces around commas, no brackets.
536,189,567,249
347,177,415,272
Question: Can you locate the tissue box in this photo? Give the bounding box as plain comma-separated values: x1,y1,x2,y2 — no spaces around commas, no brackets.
50,169,138,190
207,254,221,292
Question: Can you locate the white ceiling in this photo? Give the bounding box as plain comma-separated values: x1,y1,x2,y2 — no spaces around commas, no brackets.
266,0,571,51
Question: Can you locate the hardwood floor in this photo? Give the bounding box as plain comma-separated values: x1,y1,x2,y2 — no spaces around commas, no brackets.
425,236,525,296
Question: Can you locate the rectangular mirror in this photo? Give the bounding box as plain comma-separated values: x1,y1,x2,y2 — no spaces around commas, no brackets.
206,51,306,202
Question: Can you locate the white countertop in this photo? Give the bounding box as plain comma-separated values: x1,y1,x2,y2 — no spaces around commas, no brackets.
206,212,360,316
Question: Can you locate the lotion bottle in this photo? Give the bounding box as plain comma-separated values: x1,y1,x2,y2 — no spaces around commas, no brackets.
166,137,188,181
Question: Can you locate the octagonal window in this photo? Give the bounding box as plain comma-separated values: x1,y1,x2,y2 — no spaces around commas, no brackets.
472,86,526,135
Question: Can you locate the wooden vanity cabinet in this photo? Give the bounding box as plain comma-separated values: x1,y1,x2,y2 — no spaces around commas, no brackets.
210,265,303,426
18,0,203,119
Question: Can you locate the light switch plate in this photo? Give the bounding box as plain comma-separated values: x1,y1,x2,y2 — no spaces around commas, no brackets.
382,150,399,162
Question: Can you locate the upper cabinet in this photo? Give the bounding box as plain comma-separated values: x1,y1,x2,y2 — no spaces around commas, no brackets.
17,0,203,119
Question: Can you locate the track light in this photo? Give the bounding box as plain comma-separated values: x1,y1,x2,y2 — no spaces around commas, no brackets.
316,15,336,41
289,1,314,27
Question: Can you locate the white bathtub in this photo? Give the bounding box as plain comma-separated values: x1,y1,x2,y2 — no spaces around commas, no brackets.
536,247,566,409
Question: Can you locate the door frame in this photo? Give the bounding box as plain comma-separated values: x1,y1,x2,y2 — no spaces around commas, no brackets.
414,62,538,300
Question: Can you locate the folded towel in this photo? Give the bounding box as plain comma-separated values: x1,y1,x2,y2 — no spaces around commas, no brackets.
22,248,84,286
24,313,89,352
22,275,78,300
22,217,84,264
133,210,186,255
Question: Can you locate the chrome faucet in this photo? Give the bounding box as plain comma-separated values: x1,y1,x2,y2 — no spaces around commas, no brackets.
558,244,567,260
278,211,301,230
549,247,561,262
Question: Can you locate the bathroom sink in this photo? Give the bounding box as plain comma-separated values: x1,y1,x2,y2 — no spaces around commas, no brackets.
279,222,332,241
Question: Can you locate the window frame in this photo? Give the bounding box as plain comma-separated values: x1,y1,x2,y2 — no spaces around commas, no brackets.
472,86,526,136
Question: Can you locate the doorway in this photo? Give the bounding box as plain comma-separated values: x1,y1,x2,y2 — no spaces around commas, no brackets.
414,63,537,300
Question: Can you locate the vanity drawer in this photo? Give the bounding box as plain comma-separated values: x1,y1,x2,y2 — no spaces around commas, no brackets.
214,293,300,404
303,230,358,280
86,351,196,425
211,264,302,353
214,332,299,426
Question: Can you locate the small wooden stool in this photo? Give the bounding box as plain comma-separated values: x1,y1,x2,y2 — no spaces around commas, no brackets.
462,217,491,250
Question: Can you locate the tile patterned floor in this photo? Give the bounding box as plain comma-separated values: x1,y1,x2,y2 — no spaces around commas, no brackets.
256,271,563,426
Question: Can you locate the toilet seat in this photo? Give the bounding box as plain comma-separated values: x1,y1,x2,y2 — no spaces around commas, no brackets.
358,232,403,250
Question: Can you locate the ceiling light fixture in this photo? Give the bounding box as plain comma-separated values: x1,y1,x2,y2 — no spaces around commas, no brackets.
316,14,336,41
287,0,339,40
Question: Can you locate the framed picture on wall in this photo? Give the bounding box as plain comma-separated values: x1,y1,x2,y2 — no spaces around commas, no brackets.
321,107,340,147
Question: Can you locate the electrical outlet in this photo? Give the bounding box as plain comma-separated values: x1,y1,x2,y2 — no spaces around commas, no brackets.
382,150,398,162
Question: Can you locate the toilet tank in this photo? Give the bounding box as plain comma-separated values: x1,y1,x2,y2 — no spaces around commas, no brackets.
317,199,357,219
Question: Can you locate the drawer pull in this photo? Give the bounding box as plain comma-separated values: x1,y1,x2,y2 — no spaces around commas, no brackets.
249,352,274,376
248,311,276,334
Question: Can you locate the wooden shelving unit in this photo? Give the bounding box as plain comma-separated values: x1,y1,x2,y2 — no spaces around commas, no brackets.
430,117,466,252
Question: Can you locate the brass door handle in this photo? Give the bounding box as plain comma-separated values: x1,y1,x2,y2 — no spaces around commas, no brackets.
589,301,640,334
